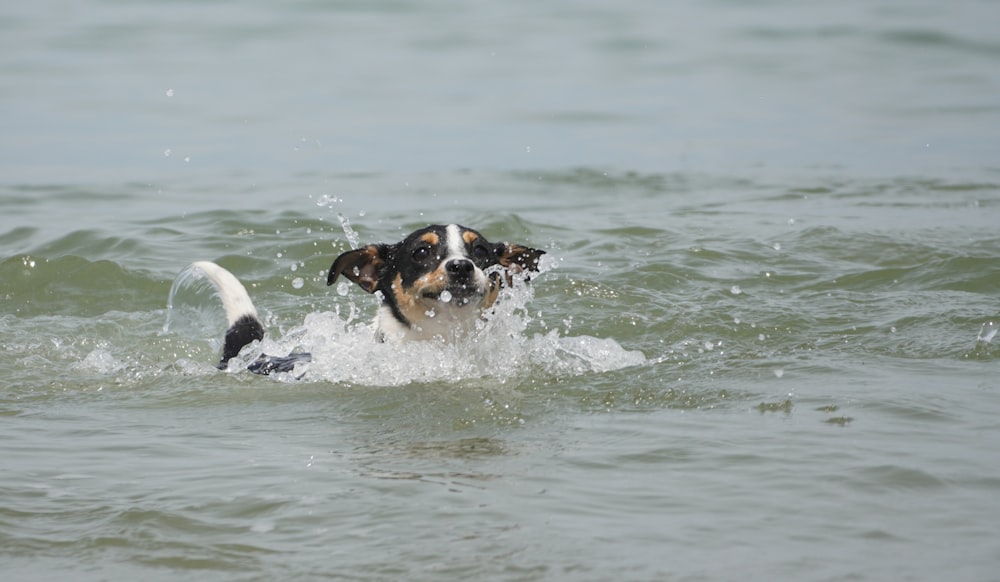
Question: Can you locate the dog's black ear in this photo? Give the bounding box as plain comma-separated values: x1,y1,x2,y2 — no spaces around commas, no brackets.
327,244,389,293
495,243,546,273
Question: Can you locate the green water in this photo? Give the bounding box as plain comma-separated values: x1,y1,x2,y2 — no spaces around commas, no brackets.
3,171,999,581
3,0,1000,580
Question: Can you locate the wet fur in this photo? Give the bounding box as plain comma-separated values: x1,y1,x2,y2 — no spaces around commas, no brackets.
327,224,544,341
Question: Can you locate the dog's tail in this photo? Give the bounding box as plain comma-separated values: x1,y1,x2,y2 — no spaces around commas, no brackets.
189,261,265,369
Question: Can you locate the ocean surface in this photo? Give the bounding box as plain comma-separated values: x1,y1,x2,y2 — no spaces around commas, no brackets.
3,1,1000,580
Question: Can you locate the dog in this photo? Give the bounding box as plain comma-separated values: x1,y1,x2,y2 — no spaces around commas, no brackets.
191,224,545,375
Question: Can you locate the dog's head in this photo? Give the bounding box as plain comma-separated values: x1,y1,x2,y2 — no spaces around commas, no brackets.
327,224,545,339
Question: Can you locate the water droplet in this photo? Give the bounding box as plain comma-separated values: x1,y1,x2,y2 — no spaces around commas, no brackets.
165,88,174,97
290,263,298,272
336,282,350,296
730,285,743,295
292,277,304,289
773,368,784,378
440,290,453,303
163,148,172,157
772,242,781,251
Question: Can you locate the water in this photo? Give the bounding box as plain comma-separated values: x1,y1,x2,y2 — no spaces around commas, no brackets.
3,1,1000,580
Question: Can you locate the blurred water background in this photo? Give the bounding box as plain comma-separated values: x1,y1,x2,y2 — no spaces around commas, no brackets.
2,1,1000,580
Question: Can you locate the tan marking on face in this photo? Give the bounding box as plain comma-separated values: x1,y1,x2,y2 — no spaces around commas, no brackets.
411,264,449,297
392,261,494,329
391,272,425,325
420,232,440,246
392,268,450,326
391,272,413,308
462,230,479,245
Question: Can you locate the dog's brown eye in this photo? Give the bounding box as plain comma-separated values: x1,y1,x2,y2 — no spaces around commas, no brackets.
412,246,431,261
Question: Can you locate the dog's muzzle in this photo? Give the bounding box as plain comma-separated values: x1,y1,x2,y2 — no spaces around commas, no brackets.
422,259,482,305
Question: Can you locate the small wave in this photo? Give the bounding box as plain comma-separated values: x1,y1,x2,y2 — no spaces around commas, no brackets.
0,254,163,318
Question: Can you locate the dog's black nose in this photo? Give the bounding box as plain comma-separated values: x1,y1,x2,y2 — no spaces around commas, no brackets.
446,259,475,277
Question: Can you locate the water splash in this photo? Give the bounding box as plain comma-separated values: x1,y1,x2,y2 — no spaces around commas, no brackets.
251,318,645,386
976,321,997,344
163,255,645,384
74,345,126,374
226,274,645,385
337,213,361,248
163,263,230,338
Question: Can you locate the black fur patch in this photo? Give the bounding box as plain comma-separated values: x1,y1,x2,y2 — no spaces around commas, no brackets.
218,314,265,369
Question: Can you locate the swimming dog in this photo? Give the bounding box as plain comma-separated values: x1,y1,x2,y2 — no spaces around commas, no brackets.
192,224,545,375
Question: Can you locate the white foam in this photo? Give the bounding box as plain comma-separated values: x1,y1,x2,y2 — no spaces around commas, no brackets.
74,347,126,374
230,275,646,385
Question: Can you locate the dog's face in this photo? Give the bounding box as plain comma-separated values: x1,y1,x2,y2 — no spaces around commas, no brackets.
327,224,545,339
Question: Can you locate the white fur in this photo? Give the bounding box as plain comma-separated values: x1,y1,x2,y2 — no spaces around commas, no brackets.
440,223,489,296
444,223,465,261
190,261,258,326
